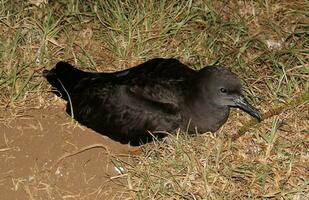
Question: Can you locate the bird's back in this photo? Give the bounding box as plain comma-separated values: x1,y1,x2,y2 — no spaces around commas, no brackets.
112,58,195,81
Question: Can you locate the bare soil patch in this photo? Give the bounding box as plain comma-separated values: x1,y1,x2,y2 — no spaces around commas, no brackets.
0,105,138,199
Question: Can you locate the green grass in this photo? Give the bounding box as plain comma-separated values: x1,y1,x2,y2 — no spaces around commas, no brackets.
0,0,308,199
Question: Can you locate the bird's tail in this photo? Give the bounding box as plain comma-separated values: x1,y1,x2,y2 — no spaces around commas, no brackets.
43,61,93,100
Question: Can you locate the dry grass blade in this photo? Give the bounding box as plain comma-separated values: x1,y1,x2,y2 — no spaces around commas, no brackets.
50,143,111,170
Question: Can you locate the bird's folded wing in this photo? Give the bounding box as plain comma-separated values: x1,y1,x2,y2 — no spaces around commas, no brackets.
127,84,180,114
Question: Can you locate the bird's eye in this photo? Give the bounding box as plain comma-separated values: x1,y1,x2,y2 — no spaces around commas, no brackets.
220,88,227,93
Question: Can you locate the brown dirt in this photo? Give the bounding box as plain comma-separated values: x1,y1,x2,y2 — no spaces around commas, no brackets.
0,104,139,200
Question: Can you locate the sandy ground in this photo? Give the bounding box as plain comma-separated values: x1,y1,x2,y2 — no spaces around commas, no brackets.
0,105,139,199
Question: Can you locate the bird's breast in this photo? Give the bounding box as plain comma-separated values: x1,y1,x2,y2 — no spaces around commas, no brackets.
181,105,230,133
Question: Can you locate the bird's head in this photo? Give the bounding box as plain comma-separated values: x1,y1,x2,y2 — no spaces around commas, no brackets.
197,66,262,121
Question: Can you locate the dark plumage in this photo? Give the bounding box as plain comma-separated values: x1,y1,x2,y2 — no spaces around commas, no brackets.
43,58,261,145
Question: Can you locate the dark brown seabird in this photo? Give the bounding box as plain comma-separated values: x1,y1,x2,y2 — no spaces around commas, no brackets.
43,58,261,145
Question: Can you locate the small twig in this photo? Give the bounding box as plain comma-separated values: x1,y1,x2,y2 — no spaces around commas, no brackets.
0,147,14,152
50,144,110,170
110,174,128,180
233,91,309,140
